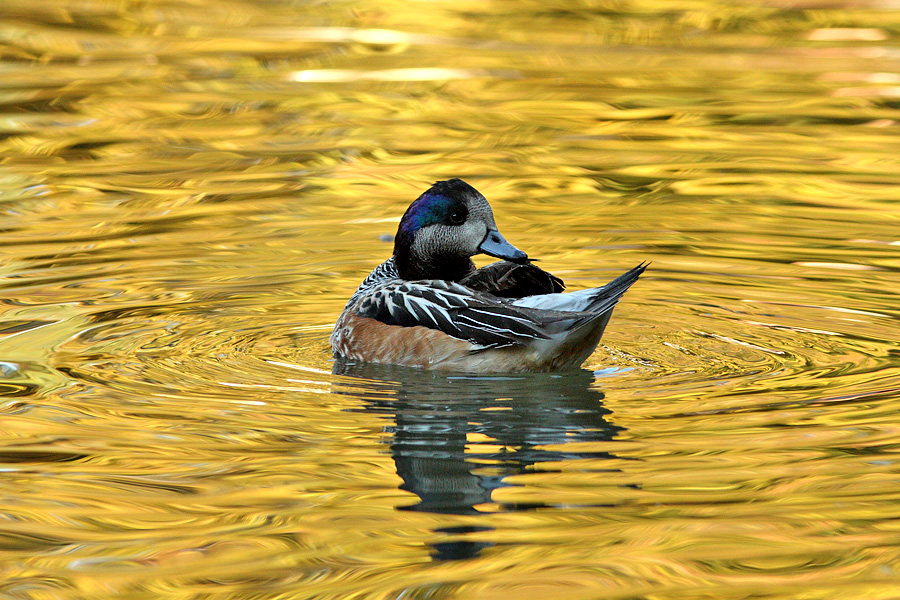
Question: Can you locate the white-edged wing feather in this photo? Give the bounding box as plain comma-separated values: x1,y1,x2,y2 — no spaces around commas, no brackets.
356,279,551,348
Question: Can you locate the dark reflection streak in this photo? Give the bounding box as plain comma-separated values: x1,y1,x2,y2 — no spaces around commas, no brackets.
0,383,40,396
0,451,89,463
332,361,624,561
0,320,55,334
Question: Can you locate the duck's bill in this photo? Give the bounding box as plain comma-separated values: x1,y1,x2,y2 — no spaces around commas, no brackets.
479,229,528,263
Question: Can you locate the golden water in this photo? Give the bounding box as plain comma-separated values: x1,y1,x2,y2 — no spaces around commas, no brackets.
3,1,900,598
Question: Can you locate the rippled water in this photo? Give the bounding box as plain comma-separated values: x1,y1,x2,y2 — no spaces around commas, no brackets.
3,1,900,598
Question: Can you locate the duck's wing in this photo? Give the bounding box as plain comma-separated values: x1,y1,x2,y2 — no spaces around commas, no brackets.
356,280,552,349
460,261,565,299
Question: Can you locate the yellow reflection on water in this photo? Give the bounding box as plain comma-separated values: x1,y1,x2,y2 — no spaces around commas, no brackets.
2,0,900,598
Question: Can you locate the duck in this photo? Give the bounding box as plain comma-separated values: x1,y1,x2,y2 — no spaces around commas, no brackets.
331,178,646,372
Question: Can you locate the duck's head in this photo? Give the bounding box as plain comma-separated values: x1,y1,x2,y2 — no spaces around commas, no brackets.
393,178,528,281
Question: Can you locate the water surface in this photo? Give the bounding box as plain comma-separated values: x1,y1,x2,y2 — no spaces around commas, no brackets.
2,1,900,598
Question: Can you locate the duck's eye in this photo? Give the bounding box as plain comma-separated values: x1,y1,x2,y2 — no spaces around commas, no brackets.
448,209,466,225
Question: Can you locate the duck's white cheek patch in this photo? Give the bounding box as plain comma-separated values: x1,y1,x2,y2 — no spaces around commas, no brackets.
474,222,489,243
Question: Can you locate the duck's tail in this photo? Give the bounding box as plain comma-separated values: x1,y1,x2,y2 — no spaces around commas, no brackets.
581,261,649,315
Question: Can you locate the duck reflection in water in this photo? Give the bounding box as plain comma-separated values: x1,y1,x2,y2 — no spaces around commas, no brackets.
333,360,625,560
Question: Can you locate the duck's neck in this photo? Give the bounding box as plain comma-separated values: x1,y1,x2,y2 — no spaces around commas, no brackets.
393,250,475,282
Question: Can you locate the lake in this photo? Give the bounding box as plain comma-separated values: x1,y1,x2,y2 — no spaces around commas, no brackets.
2,1,900,598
